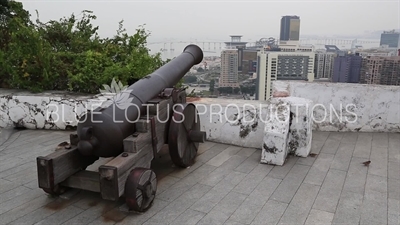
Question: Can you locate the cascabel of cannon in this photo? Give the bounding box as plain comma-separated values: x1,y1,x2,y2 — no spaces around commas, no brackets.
76,45,204,158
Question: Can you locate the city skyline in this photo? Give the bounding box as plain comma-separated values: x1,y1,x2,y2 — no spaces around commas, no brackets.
19,0,399,42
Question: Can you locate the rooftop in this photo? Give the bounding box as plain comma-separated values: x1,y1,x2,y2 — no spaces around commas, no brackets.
0,129,398,225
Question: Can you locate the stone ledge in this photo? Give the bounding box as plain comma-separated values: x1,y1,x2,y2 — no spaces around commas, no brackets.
0,92,314,165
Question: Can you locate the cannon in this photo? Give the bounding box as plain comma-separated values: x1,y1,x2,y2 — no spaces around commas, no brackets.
36,45,206,212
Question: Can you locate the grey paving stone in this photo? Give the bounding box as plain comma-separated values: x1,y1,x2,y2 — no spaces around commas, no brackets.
168,161,204,179
353,132,372,159
340,132,359,144
369,145,388,177
0,178,20,194
229,199,261,225
267,155,298,179
372,132,389,147
388,161,400,180
214,191,248,216
235,150,260,174
366,174,388,194
156,180,194,202
310,139,325,154
191,171,245,213
155,175,180,196
158,164,215,202
198,142,217,155
332,191,363,225
196,143,232,163
199,162,242,187
0,161,35,178
343,157,368,194
0,188,43,215
304,209,334,225
8,192,85,225
60,200,120,225
232,164,271,195
269,164,310,204
3,166,37,185
388,178,400,200
171,208,205,225
0,185,31,203
236,147,257,157
388,199,400,225
197,210,230,225
360,190,388,225
251,200,287,225
89,206,128,225
224,219,246,225
330,143,355,171
117,199,169,225
206,145,242,167
313,169,347,213
388,133,400,163
214,171,247,191
219,155,248,170
35,205,84,225
278,183,320,225
0,195,54,225
296,155,316,166
320,138,341,154
312,132,330,142
303,153,334,186
146,191,199,224
246,176,281,207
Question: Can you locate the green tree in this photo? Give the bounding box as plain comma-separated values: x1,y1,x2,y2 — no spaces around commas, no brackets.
209,79,215,92
184,75,197,83
0,1,166,93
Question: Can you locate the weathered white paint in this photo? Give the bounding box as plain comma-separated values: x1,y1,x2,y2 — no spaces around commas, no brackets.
273,81,400,132
190,98,270,148
272,97,314,157
0,89,100,129
261,101,290,166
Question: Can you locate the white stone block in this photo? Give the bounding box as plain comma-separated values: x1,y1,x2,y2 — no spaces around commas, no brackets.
260,101,290,166
272,97,314,157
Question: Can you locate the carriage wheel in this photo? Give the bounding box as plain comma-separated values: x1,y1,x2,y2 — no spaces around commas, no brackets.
125,168,157,212
168,103,206,168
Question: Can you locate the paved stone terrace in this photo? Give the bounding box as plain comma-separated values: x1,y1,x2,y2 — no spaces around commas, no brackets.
0,129,399,225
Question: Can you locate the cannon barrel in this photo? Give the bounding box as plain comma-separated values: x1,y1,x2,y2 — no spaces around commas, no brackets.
76,45,203,157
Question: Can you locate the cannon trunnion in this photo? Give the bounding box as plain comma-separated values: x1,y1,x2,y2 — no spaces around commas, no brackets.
36,45,205,212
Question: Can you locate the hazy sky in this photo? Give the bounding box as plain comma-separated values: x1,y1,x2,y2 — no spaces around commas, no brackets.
20,0,399,42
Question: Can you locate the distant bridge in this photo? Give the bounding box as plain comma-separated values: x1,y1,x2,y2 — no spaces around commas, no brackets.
148,39,380,53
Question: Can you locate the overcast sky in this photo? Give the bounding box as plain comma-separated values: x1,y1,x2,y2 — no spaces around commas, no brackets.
20,0,399,42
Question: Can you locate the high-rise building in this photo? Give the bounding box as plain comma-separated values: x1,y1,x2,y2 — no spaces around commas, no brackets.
255,48,315,100
360,56,400,86
219,49,240,88
380,30,400,48
224,35,247,72
332,53,362,83
315,52,336,80
280,16,300,42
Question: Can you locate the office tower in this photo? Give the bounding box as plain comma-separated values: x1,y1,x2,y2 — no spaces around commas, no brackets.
280,16,300,42
224,35,247,72
315,52,336,80
332,53,362,83
360,56,400,85
255,48,315,100
380,30,400,48
219,49,240,88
